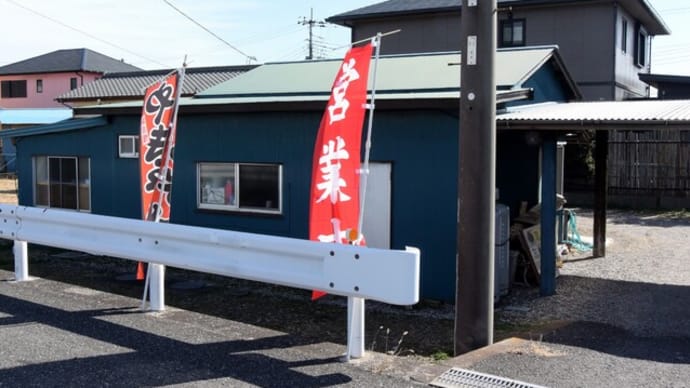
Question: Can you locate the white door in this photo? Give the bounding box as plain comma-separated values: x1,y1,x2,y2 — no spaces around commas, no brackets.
361,162,391,249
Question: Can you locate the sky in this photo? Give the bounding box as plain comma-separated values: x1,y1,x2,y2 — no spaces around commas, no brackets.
1,0,689,75
0,0,374,69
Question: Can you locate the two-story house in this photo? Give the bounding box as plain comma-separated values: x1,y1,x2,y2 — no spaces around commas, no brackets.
329,0,684,208
327,0,670,101
0,48,141,109
0,48,141,172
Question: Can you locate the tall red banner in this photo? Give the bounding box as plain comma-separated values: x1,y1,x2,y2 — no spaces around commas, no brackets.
140,71,180,223
309,44,373,298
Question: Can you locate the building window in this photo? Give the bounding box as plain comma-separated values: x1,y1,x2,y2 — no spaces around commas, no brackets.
36,79,43,93
34,156,91,211
118,135,139,158
70,77,78,90
500,18,525,47
198,162,282,214
621,18,628,53
1,80,28,98
635,24,648,67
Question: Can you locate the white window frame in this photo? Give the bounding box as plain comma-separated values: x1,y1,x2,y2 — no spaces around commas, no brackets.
197,162,282,215
33,155,91,212
118,135,139,158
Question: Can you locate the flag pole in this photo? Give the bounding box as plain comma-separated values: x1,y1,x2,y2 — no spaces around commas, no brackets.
356,33,382,243
141,60,187,311
345,32,382,361
331,29,400,51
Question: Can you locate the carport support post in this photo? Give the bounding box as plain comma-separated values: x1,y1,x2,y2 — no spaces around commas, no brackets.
13,240,29,281
540,137,557,296
149,263,165,311
593,130,608,258
455,0,496,355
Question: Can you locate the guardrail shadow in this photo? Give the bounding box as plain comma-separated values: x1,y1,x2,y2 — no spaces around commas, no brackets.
0,242,350,334
0,291,352,387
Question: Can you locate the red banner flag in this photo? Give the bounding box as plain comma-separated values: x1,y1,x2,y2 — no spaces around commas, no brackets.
309,44,373,299
140,71,181,223
137,71,181,280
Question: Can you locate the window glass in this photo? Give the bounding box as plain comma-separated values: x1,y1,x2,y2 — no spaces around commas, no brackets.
513,21,524,45
635,24,648,67
78,157,91,211
118,135,139,158
1,80,27,98
36,79,43,93
502,24,513,45
35,156,49,206
500,19,525,47
198,162,281,213
199,163,236,206
239,164,280,210
34,156,90,211
621,19,628,53
637,31,647,66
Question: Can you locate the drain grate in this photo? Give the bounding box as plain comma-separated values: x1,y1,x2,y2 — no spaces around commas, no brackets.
430,367,548,388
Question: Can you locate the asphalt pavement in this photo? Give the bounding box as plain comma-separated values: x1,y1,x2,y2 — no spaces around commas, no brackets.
0,268,440,387
1,265,689,387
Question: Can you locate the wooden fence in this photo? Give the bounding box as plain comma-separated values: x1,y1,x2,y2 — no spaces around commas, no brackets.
609,130,690,196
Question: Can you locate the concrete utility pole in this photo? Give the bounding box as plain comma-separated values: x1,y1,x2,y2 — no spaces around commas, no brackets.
298,8,326,60
455,0,497,355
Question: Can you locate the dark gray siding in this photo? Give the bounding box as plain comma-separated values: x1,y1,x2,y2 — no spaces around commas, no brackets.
348,2,657,101
352,13,461,55
501,3,616,101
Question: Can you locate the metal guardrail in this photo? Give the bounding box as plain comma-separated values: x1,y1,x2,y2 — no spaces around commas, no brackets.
0,204,420,359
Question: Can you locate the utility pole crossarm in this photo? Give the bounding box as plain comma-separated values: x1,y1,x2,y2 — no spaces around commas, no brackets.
298,8,327,60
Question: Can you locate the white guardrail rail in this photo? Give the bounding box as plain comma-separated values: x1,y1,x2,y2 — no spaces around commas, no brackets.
0,204,420,359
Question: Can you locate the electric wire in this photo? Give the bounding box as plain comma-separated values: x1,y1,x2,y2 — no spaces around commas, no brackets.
3,0,170,68
162,0,257,63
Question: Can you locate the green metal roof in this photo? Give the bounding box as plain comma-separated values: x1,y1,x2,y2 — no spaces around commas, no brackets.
197,47,562,99
74,46,578,114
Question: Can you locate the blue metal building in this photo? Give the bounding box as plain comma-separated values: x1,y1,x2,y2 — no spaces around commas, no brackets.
3,47,580,301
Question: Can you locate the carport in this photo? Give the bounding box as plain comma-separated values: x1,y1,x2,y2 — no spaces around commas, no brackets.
497,99,690,295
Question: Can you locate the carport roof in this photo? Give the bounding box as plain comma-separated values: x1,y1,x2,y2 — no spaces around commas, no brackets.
497,100,690,130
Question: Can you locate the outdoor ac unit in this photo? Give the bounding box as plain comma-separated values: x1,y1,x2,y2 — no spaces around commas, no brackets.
495,203,510,303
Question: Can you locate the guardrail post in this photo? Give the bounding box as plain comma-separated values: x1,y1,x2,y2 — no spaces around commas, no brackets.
346,296,365,359
13,240,29,281
149,263,165,311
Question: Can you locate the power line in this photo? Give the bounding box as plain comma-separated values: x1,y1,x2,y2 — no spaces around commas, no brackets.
162,0,256,64
4,0,170,68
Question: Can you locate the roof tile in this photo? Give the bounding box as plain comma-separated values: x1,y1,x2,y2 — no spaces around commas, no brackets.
0,48,141,76
56,66,257,101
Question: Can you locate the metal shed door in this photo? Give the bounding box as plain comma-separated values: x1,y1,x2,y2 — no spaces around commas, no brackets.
361,162,391,249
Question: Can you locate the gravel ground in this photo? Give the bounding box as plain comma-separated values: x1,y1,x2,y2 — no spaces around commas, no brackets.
498,208,690,339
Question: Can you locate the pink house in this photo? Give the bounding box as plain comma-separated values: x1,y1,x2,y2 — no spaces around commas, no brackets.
0,48,141,109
